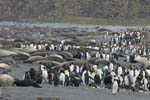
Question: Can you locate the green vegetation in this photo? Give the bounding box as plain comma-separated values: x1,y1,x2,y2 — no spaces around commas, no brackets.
34,17,150,26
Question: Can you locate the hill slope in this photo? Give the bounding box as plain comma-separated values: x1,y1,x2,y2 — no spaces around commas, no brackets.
0,0,150,20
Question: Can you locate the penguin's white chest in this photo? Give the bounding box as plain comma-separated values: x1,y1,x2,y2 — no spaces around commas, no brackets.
124,76,129,86
112,81,118,94
59,73,65,82
42,70,48,78
143,79,149,91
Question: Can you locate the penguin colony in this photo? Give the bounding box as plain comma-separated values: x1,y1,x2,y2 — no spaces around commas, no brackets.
1,31,150,96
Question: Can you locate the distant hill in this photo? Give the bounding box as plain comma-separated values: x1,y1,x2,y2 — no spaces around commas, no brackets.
0,0,150,21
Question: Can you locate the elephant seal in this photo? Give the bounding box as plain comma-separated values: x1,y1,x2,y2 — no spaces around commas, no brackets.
0,57,16,65
24,56,45,63
0,63,12,72
47,55,65,63
0,49,18,58
14,79,42,88
11,49,31,60
0,74,14,87
56,51,73,60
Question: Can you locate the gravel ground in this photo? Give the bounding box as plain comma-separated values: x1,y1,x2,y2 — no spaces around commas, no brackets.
2,84,150,100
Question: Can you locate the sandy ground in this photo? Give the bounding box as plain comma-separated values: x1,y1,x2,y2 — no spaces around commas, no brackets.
2,84,150,100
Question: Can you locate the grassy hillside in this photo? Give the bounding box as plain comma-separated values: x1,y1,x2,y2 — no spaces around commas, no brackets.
0,0,150,24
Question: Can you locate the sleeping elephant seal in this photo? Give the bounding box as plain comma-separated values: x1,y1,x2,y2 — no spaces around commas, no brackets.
11,49,31,60
0,74,14,87
46,55,65,63
0,49,18,58
24,56,46,63
0,63,12,72
0,57,16,65
56,51,73,60
14,79,42,88
33,60,61,69
30,51,48,57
